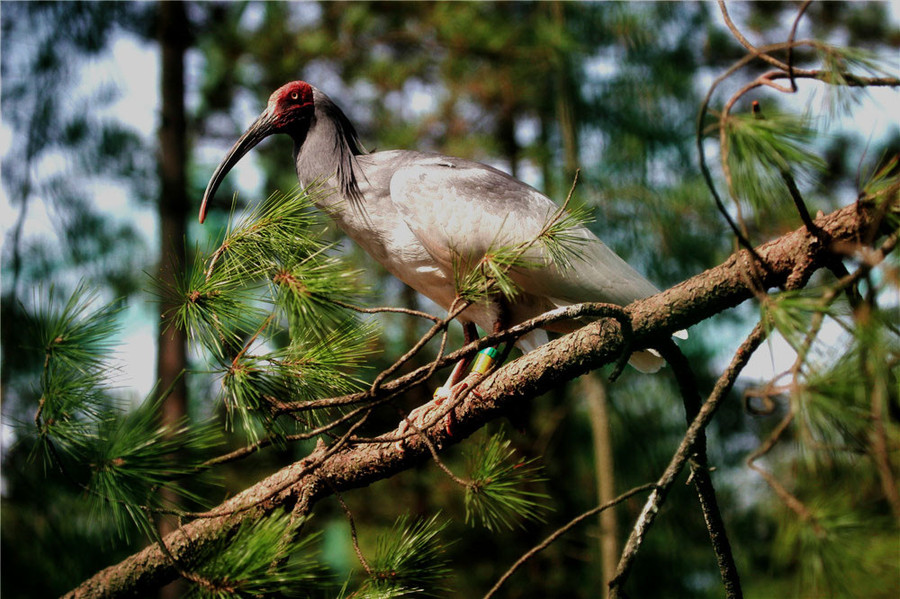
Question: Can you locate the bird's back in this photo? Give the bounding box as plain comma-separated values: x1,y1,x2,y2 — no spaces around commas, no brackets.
384,153,660,306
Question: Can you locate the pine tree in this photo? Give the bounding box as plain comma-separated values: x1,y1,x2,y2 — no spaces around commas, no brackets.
2,3,898,598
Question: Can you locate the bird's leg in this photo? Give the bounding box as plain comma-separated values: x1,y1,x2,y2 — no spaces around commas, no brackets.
396,303,512,449
434,321,479,395
446,305,509,403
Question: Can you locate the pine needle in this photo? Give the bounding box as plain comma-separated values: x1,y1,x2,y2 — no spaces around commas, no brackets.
451,190,593,303
187,511,326,598
162,249,267,360
362,513,451,597
816,44,896,121
463,432,550,532
87,391,221,540
724,111,826,217
30,283,122,466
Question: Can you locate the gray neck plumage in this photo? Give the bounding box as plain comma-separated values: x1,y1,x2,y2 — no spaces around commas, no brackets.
293,87,366,204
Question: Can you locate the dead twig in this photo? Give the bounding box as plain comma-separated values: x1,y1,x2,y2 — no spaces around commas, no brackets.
608,322,768,599
656,339,743,599
484,483,656,599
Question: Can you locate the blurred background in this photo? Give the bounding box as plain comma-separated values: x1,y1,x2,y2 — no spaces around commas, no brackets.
2,2,898,597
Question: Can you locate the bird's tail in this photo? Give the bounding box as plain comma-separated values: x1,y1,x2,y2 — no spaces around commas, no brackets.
628,349,665,373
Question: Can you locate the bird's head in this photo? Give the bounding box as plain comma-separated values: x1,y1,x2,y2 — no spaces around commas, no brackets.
199,81,315,223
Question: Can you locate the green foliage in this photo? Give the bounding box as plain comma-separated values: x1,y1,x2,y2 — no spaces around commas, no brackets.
453,204,592,304
87,392,221,540
794,351,874,455
219,350,295,439
796,303,897,436
187,511,326,598
751,264,899,597
31,283,122,464
165,249,265,359
816,43,895,119
359,513,450,597
179,186,370,334
453,244,539,304
166,187,346,358
724,111,826,216
36,283,123,377
762,470,900,599
167,186,378,439
536,201,594,271
272,252,366,336
862,154,900,231
279,319,377,415
771,501,881,598
463,432,550,532
758,289,835,355
862,153,900,196
22,285,222,540
216,319,376,440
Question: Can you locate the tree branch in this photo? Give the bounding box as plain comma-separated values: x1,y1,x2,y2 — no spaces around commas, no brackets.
608,322,769,599
656,339,743,599
63,198,896,598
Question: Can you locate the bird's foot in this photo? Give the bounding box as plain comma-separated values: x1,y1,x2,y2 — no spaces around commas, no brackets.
395,375,485,452
394,346,500,453
445,371,486,404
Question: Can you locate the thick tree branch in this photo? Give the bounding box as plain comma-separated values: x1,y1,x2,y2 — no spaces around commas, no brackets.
63,198,896,598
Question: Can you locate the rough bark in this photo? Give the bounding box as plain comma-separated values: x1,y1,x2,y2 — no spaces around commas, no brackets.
63,198,894,598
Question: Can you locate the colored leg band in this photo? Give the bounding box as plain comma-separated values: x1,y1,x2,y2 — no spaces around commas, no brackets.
470,347,499,375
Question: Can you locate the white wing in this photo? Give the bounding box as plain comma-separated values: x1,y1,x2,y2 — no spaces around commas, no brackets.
388,157,660,308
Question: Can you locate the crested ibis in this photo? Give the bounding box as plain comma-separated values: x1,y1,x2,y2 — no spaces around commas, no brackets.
201,81,677,420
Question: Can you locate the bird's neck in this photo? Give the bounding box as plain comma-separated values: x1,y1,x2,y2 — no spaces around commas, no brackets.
291,116,339,186
292,95,364,203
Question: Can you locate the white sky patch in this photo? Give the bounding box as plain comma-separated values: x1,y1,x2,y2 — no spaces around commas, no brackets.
0,121,11,157
0,182,59,247
741,331,800,385
1,32,162,397
408,88,436,116
86,35,161,139
110,301,160,398
195,143,266,201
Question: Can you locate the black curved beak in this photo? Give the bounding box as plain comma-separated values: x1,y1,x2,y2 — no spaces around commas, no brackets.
199,110,278,223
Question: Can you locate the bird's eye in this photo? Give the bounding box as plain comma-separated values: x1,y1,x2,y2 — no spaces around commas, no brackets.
290,92,299,100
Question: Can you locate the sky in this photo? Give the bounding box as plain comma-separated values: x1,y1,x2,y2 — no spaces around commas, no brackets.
1,4,898,404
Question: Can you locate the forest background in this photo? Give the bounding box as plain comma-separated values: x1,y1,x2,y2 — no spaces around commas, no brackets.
1,2,898,598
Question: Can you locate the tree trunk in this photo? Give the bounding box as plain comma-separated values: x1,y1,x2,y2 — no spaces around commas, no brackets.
582,373,619,598
551,1,579,185
156,2,189,597
498,106,519,180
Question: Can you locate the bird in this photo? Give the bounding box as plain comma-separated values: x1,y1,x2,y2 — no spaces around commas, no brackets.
201,80,676,409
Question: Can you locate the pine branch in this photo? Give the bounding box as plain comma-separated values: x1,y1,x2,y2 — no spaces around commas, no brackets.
698,5,899,274
363,513,450,596
656,339,743,599
63,198,894,598
463,432,550,531
608,322,769,599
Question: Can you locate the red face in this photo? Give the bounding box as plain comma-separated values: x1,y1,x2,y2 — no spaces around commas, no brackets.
199,80,316,223
266,80,315,129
